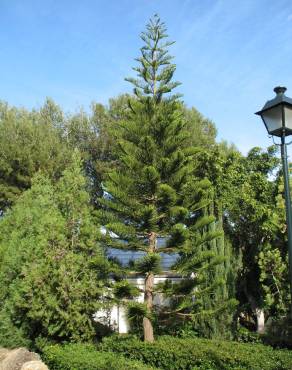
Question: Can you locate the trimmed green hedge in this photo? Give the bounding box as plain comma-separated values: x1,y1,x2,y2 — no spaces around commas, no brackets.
100,335,292,370
42,343,158,370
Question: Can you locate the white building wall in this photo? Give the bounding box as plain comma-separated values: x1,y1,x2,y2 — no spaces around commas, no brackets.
94,274,181,333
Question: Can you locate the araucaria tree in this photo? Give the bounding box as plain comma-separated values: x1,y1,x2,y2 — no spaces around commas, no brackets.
98,15,220,341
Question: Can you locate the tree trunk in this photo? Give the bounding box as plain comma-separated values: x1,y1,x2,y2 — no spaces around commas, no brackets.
255,308,265,334
245,290,265,334
143,272,154,342
143,232,156,342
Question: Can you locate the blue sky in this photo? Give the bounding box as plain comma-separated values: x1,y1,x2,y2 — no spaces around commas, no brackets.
1,0,292,153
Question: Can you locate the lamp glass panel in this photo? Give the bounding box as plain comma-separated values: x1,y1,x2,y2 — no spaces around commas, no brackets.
284,105,292,131
261,105,282,134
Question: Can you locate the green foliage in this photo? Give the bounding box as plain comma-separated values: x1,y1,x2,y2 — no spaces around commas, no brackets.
0,306,31,348
157,178,236,339
234,326,262,344
42,343,157,370
127,302,150,336
125,14,180,102
229,147,288,324
263,317,292,349
193,143,288,331
63,102,117,199
258,243,289,315
98,15,188,244
0,100,71,213
157,320,200,338
113,280,140,300
135,253,162,274
0,152,109,344
183,106,217,148
100,335,292,370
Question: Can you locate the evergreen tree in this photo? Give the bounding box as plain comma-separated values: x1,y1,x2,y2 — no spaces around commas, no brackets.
157,179,237,339
0,100,71,214
0,152,109,345
98,15,221,342
190,210,238,339
190,144,243,337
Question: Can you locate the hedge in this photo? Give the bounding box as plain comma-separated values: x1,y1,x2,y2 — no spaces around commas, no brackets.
100,335,292,370
42,343,158,370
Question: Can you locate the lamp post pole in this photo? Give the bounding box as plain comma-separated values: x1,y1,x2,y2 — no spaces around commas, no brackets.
256,86,292,317
281,134,292,316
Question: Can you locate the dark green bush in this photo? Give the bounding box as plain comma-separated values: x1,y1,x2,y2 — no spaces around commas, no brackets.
263,317,292,349
234,326,262,344
100,335,292,370
42,343,158,370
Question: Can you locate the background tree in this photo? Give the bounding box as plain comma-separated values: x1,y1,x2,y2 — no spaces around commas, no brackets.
195,143,288,333
232,147,287,333
63,103,116,200
0,100,71,214
183,106,217,149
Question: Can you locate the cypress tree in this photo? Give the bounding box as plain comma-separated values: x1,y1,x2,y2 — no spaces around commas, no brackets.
0,151,109,345
98,15,220,341
157,182,238,338
189,203,238,339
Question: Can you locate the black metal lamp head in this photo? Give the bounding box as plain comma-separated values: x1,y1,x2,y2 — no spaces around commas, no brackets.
255,86,292,137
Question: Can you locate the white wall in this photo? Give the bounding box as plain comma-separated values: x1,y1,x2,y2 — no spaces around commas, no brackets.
94,274,181,333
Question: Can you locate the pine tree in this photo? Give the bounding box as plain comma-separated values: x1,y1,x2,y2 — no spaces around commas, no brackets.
98,15,219,342
0,100,71,214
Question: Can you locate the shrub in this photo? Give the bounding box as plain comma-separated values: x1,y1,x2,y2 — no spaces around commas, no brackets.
234,326,262,344
100,335,292,370
0,308,31,349
42,343,158,370
263,317,292,349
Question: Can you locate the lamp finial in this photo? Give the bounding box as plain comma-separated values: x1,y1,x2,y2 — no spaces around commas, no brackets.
274,86,287,95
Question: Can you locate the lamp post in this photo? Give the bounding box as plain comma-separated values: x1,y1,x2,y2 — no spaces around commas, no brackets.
256,86,292,316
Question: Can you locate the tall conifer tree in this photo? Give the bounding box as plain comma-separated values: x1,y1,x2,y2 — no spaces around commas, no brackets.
98,15,218,342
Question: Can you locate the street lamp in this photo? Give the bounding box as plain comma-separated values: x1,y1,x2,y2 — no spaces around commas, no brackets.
256,86,292,316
